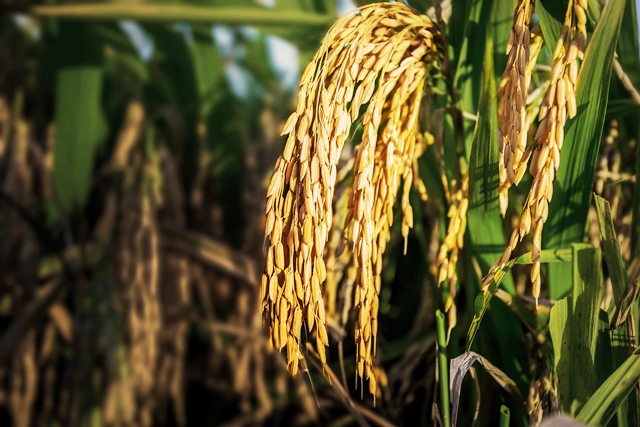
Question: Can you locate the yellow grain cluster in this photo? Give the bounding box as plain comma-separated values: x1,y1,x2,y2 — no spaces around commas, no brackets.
497,0,537,215
323,185,353,321
261,2,443,395
488,0,587,303
435,172,468,313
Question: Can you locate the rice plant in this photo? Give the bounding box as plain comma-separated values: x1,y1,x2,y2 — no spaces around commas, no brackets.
0,0,639,426
261,0,640,425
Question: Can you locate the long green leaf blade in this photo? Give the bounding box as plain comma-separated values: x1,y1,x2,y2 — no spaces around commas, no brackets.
549,243,604,416
544,0,627,298
535,0,565,54
465,34,528,411
491,0,518,83
453,0,494,156
595,195,628,307
466,247,572,349
577,353,640,426
50,23,106,220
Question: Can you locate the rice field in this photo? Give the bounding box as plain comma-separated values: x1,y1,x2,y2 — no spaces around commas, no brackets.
0,1,639,426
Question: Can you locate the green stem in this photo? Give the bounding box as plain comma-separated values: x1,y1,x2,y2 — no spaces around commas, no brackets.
436,310,451,427
500,405,510,427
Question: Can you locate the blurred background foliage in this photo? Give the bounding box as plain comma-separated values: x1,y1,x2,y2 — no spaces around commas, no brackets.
0,1,340,425
0,0,639,426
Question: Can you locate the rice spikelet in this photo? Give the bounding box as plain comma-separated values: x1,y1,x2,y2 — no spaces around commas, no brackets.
486,0,588,305
261,2,443,394
497,0,536,216
435,171,469,315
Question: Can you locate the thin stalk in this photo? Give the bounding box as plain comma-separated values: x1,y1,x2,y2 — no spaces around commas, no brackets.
500,405,510,427
436,310,451,427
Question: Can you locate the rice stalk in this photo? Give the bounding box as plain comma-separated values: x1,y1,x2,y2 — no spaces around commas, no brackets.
261,2,444,394
487,0,588,305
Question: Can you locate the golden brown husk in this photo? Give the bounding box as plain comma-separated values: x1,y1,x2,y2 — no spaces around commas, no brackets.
261,2,443,394
497,0,538,215
435,171,469,317
487,0,588,304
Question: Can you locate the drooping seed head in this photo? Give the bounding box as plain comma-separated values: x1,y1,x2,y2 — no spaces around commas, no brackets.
261,2,444,395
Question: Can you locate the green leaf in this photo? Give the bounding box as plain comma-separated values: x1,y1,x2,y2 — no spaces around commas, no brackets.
549,244,604,416
446,0,471,72
594,195,628,308
535,0,566,54
466,38,506,280
468,37,499,213
30,3,334,27
94,22,151,83
50,23,106,220
144,24,199,119
190,26,225,119
464,6,515,296
609,323,639,427
466,248,573,349
596,198,640,425
577,353,640,426
544,0,627,299
453,0,494,156
466,35,527,407
491,0,518,83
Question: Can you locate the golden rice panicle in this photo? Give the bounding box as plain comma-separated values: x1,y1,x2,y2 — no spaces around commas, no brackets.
435,172,469,314
322,184,352,321
262,2,444,391
484,0,587,304
527,0,586,303
497,0,535,216
352,60,427,391
262,2,400,375
341,5,442,393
